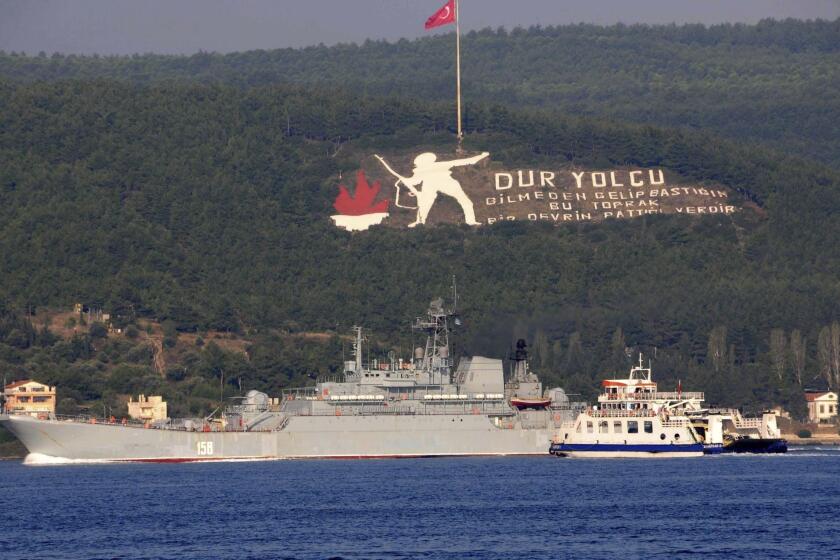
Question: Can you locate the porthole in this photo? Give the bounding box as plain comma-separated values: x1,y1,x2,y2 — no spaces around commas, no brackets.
674,433,680,440
660,433,666,440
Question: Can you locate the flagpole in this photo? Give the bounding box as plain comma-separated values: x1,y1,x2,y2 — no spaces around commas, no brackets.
455,0,463,152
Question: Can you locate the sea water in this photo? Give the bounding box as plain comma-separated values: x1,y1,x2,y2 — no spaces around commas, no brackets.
1,448,839,559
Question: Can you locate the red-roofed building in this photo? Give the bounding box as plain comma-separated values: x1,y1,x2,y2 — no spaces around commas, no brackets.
3,380,56,418
805,391,837,424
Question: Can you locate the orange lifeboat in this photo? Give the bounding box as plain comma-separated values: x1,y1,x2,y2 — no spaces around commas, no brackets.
509,397,551,410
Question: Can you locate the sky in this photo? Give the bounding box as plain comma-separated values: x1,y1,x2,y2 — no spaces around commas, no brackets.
1,0,838,55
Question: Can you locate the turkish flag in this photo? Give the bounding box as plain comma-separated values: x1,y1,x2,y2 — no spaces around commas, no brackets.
425,0,456,30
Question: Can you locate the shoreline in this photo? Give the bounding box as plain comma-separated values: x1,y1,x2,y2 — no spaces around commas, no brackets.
783,436,840,446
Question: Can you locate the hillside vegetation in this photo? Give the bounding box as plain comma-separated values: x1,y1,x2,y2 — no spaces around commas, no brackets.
1,19,838,167
1,78,839,427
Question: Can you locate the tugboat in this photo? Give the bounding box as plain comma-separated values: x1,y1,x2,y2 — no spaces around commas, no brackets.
549,356,704,458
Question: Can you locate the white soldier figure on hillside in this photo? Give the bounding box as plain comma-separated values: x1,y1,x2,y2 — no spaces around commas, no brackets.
375,151,489,227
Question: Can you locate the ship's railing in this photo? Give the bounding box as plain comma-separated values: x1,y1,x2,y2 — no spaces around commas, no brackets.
599,392,704,402
586,409,658,418
28,412,286,433
225,404,271,414
46,414,251,432
299,401,517,417
282,387,319,398
49,414,168,429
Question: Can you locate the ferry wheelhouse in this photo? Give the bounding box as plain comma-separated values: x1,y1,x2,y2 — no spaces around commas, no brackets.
550,356,704,458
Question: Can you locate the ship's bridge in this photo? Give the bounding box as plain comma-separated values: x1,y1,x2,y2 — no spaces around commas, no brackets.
597,356,704,405
601,378,658,400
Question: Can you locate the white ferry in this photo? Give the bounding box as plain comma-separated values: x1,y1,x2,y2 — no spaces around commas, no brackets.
549,356,704,458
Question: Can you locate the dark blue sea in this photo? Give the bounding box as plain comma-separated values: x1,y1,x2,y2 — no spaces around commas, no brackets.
2,448,839,560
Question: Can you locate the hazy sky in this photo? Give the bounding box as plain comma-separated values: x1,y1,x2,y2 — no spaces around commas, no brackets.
2,0,838,55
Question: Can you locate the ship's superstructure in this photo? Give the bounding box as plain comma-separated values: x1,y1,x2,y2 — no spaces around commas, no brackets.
506,339,551,410
1,298,581,464
550,356,705,457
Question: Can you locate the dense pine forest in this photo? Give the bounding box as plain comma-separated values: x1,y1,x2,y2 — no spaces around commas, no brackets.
1,21,840,442
2,19,839,167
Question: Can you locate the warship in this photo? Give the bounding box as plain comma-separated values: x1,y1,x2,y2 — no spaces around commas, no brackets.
1,297,579,464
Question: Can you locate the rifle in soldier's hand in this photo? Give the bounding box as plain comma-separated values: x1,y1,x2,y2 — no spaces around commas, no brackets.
374,155,420,196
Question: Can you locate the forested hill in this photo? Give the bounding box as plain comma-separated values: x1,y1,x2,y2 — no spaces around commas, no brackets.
1,79,840,416
1,19,838,168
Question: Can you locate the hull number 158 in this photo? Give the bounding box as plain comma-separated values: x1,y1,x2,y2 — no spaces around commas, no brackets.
197,441,214,456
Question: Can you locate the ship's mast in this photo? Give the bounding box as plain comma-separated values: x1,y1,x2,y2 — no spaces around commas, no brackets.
413,298,454,384
630,353,652,382
352,326,364,372
510,339,530,383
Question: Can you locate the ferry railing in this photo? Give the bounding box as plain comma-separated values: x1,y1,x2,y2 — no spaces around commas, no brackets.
587,409,658,418
734,418,763,429
599,392,704,401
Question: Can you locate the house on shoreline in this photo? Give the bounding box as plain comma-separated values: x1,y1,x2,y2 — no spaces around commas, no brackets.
3,380,57,418
805,391,838,424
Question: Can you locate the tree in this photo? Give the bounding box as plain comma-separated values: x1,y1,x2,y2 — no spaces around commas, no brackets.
610,327,626,374
707,326,727,373
531,328,550,369
818,322,840,389
789,329,806,386
565,332,585,375
769,329,787,382
88,322,108,339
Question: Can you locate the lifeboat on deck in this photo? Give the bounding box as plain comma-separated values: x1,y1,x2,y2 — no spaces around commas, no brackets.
510,397,551,410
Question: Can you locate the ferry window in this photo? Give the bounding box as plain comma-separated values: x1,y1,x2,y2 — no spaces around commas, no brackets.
586,421,594,434
644,421,653,433
613,421,622,433
599,421,609,433
628,421,638,434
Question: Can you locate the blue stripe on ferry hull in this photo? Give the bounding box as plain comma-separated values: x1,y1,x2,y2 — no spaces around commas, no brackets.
550,443,704,454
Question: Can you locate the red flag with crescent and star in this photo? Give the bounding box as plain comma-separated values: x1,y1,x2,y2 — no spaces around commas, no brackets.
425,0,456,29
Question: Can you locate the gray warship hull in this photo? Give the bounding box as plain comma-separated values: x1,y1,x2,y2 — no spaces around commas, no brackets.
1,412,554,463
2,298,579,464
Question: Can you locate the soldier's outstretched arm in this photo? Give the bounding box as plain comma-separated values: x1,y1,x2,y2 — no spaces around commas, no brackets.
449,152,490,167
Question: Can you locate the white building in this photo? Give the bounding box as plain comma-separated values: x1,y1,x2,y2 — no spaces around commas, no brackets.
127,395,168,422
3,380,57,417
805,391,838,424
